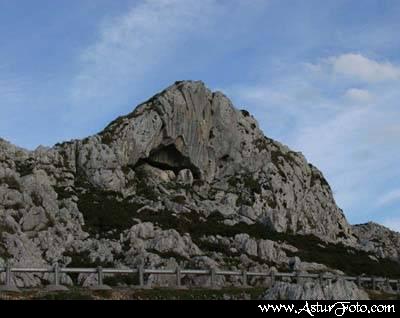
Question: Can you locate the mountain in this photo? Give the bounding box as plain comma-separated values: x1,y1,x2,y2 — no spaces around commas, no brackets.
0,81,399,298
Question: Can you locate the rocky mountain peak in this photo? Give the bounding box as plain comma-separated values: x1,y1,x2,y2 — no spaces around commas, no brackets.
1,81,399,296
98,80,262,182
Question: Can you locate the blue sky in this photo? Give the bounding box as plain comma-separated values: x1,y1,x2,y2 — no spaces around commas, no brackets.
1,0,399,231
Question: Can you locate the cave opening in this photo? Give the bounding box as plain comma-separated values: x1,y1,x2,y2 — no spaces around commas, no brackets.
136,144,201,179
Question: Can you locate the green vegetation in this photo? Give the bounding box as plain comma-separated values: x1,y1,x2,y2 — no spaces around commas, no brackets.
367,290,400,301
144,209,400,278
15,161,34,177
72,163,400,279
64,250,115,284
240,110,250,117
133,167,159,201
125,287,266,300
24,287,266,300
147,249,188,263
0,242,12,259
64,250,114,268
103,274,139,287
227,174,262,207
171,195,186,204
253,138,269,152
0,175,20,191
310,172,330,188
54,186,75,200
286,235,400,278
77,189,144,239
243,175,262,194
33,289,95,300
75,181,400,278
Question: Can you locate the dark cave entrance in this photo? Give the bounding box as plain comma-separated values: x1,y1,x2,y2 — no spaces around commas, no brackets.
136,144,201,179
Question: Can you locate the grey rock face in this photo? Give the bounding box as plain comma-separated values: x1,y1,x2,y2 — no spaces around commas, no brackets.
93,81,354,242
0,81,397,295
262,279,369,300
353,222,400,261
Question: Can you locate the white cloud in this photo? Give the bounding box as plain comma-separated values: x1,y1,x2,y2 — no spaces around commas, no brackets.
70,0,268,108
329,53,400,82
344,88,373,103
71,0,221,104
227,56,400,224
377,189,400,207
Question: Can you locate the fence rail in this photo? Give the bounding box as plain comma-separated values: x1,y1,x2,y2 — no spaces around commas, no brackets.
0,263,400,293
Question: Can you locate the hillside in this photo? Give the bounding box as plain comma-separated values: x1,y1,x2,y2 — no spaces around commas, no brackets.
0,81,399,298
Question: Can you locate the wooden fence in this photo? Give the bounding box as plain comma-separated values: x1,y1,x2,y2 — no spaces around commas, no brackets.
1,263,399,293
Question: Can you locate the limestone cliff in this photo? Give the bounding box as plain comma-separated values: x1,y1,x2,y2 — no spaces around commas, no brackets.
0,81,398,297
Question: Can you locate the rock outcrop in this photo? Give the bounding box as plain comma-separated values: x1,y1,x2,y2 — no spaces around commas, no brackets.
262,279,369,300
352,222,400,261
0,81,399,299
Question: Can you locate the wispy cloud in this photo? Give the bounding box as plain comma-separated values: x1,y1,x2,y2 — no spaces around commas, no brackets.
71,0,219,104
344,88,373,103
70,0,268,107
377,189,400,207
70,0,271,105
226,54,400,224
329,53,400,82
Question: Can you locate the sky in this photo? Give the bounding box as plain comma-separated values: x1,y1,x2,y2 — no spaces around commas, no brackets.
0,0,399,231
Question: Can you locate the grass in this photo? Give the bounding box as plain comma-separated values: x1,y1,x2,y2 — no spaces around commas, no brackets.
367,290,400,300
12,287,266,300
32,289,95,300
127,287,266,300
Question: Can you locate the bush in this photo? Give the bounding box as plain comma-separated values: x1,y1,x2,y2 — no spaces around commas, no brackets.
0,175,21,191
77,189,143,239
15,161,34,177
103,274,139,287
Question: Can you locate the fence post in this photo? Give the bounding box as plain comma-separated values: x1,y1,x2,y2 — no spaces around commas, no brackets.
210,268,216,289
295,272,301,285
0,261,20,293
98,266,103,286
89,266,111,291
45,263,68,292
372,277,376,291
386,278,391,291
138,265,144,289
176,266,182,289
319,273,324,285
357,276,362,288
397,279,400,294
242,270,248,287
270,271,276,286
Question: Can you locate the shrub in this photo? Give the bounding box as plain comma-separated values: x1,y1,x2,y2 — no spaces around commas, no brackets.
103,274,139,287
0,175,21,191
77,189,143,239
15,161,34,177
